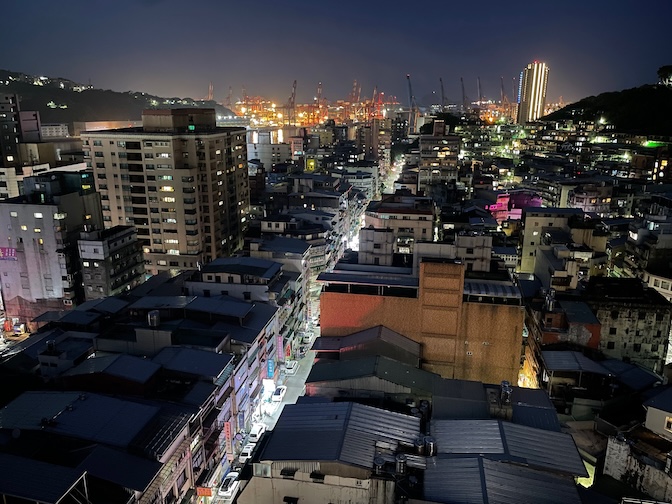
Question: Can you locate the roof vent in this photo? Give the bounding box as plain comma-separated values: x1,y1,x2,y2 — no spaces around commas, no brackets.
424,436,436,457
500,380,513,405
373,456,385,475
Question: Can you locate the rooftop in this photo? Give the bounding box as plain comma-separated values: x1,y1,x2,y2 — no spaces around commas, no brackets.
261,402,421,468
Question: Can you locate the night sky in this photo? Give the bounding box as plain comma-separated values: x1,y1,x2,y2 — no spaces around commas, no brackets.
3,0,671,107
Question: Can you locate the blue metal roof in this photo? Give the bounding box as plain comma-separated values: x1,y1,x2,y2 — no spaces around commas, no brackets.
77,445,161,492
152,346,233,379
644,386,672,413
0,392,160,449
424,457,582,504
261,402,421,468
541,351,609,375
0,452,84,503
431,419,588,477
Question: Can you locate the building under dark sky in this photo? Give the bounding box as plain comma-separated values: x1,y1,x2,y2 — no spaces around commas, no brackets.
2,0,671,106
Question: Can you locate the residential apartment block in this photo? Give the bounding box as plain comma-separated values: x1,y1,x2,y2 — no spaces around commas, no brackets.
81,108,249,275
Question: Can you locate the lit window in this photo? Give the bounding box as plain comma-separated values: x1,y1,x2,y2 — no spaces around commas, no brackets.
162,197,176,203
6,155,14,162
34,212,43,219
38,238,44,245
666,417,672,433
9,212,17,217
93,262,99,267
83,261,90,267
160,186,174,192
167,249,180,255
34,228,41,233
20,225,27,231
165,239,179,244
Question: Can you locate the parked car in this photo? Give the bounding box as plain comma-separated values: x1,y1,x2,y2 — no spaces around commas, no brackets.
239,443,257,463
218,472,240,499
272,385,287,402
249,422,267,443
285,360,299,375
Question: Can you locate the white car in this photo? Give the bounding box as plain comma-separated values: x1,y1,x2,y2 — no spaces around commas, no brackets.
249,422,266,443
272,385,287,402
239,442,257,463
285,360,299,375
218,472,240,499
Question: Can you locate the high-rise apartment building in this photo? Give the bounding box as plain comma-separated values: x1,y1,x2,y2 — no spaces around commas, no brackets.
517,61,549,124
81,109,249,275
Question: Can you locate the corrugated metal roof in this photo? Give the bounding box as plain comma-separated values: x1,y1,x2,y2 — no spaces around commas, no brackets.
643,386,672,412
0,392,160,449
432,420,505,454
261,402,420,469
58,310,101,325
541,351,609,375
424,456,582,504
75,297,129,314
559,300,600,325
501,422,588,476
509,386,561,432
201,257,281,279
63,354,160,384
463,279,522,299
0,452,84,503
306,356,439,394
341,403,420,467
152,346,233,379
424,457,486,504
317,271,419,287
311,325,421,356
482,458,581,504
129,296,195,310
186,296,252,318
602,359,662,391
432,419,587,476
511,405,562,432
77,445,160,492
431,380,490,420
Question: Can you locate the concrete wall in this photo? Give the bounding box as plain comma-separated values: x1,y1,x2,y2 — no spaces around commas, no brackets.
645,407,672,442
238,472,395,504
604,436,672,502
320,261,523,383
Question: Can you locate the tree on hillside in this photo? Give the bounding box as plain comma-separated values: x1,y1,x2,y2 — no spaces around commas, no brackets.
658,65,672,87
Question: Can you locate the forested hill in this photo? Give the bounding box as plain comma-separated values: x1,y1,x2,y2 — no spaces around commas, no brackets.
0,69,234,125
544,84,672,137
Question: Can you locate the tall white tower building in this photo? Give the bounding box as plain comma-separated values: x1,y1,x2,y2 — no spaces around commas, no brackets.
517,61,549,124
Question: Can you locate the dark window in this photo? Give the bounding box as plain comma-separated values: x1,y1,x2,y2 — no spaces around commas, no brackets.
607,342,615,349
639,312,646,320
634,343,641,352
611,310,619,320
609,327,617,335
652,344,659,352
243,291,251,300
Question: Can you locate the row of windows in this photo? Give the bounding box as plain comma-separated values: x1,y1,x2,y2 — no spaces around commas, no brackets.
605,341,659,352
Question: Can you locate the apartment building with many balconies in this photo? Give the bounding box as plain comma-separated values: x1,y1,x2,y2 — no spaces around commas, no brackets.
81,108,249,275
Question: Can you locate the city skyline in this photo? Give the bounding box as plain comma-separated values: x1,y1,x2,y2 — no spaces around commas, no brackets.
2,1,671,107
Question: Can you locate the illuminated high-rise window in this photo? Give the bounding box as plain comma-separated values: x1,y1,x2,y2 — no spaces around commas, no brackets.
517,61,549,124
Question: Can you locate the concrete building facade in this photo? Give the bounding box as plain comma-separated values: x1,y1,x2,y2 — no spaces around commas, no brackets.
81,108,249,275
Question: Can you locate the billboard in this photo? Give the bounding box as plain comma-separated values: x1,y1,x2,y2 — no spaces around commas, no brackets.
0,248,17,260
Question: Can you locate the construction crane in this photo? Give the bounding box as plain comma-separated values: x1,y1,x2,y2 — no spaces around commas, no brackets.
460,77,469,113
477,77,483,105
287,80,297,126
406,74,417,135
225,86,233,108
439,78,446,111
